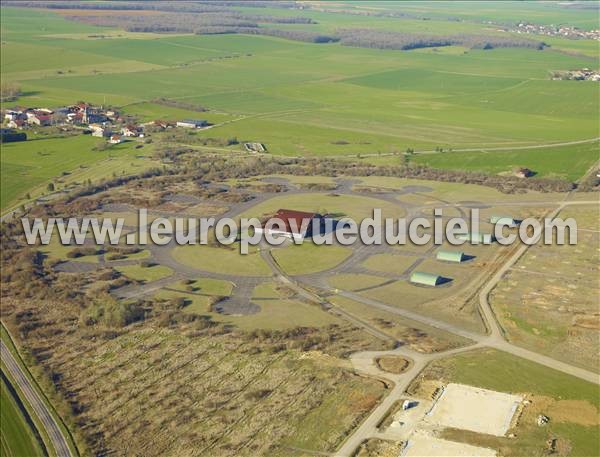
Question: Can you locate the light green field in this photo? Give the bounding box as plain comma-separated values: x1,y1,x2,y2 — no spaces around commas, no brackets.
241,192,406,221
271,242,352,276
171,245,271,277
1,6,597,180
411,141,600,182
0,374,45,457
115,264,174,282
153,289,211,314
1,134,157,212
38,237,100,263
328,273,390,292
172,277,234,296
361,254,418,276
215,283,340,330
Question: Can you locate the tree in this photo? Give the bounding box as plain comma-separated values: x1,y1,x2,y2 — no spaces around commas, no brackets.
47,183,55,192
0,82,21,102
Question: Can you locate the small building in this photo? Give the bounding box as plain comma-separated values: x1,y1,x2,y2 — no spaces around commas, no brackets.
515,167,533,178
410,272,443,287
177,119,208,129
244,142,266,153
457,232,493,244
154,120,176,129
402,400,418,410
90,124,112,138
255,208,322,242
7,119,25,129
490,216,517,227
436,250,465,263
122,125,142,137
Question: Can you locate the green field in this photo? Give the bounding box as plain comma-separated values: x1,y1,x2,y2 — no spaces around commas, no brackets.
1,134,157,211
271,242,352,276
1,6,598,183
171,245,272,277
0,373,45,457
411,141,600,181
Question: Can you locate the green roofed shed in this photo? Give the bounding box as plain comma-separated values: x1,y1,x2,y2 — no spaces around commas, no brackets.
410,271,442,287
436,250,465,263
457,232,493,244
490,216,516,227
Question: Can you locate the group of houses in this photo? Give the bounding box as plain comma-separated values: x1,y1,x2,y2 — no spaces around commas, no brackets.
2,102,212,145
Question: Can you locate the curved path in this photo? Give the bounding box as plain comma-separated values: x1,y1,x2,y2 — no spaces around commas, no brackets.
1,340,73,457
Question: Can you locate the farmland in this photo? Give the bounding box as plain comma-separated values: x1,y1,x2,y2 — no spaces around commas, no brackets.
1,4,598,183
0,2,599,457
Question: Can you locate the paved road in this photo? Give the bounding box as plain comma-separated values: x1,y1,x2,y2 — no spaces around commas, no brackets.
1,340,73,457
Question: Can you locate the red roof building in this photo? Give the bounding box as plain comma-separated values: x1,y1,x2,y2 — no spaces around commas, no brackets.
258,209,322,241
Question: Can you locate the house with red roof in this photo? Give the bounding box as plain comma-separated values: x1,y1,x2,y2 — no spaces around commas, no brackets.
256,209,323,242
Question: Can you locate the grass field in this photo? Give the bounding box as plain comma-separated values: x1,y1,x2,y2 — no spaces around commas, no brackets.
1,6,598,181
115,264,174,282
1,134,157,212
171,245,272,277
411,141,600,181
271,242,352,276
0,373,45,457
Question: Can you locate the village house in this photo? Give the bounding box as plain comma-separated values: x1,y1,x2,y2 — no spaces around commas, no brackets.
90,124,112,138
121,125,142,137
7,119,25,129
26,110,52,126
109,134,123,144
255,209,323,242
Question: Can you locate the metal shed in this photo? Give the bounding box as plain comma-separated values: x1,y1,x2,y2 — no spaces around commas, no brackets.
457,232,493,244
490,216,517,227
436,250,465,263
410,271,442,287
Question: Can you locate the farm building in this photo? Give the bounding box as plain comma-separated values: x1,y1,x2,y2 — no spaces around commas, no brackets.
436,250,465,263
514,167,533,178
457,232,493,244
255,209,322,241
410,272,443,287
490,216,517,227
244,142,266,153
177,119,208,128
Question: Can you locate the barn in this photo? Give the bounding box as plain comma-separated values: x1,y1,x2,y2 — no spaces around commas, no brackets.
255,209,322,241
410,271,443,287
436,250,465,263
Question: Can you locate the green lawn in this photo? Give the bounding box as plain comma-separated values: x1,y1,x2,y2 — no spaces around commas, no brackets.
0,374,45,457
115,264,174,282
171,245,271,277
271,242,352,276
